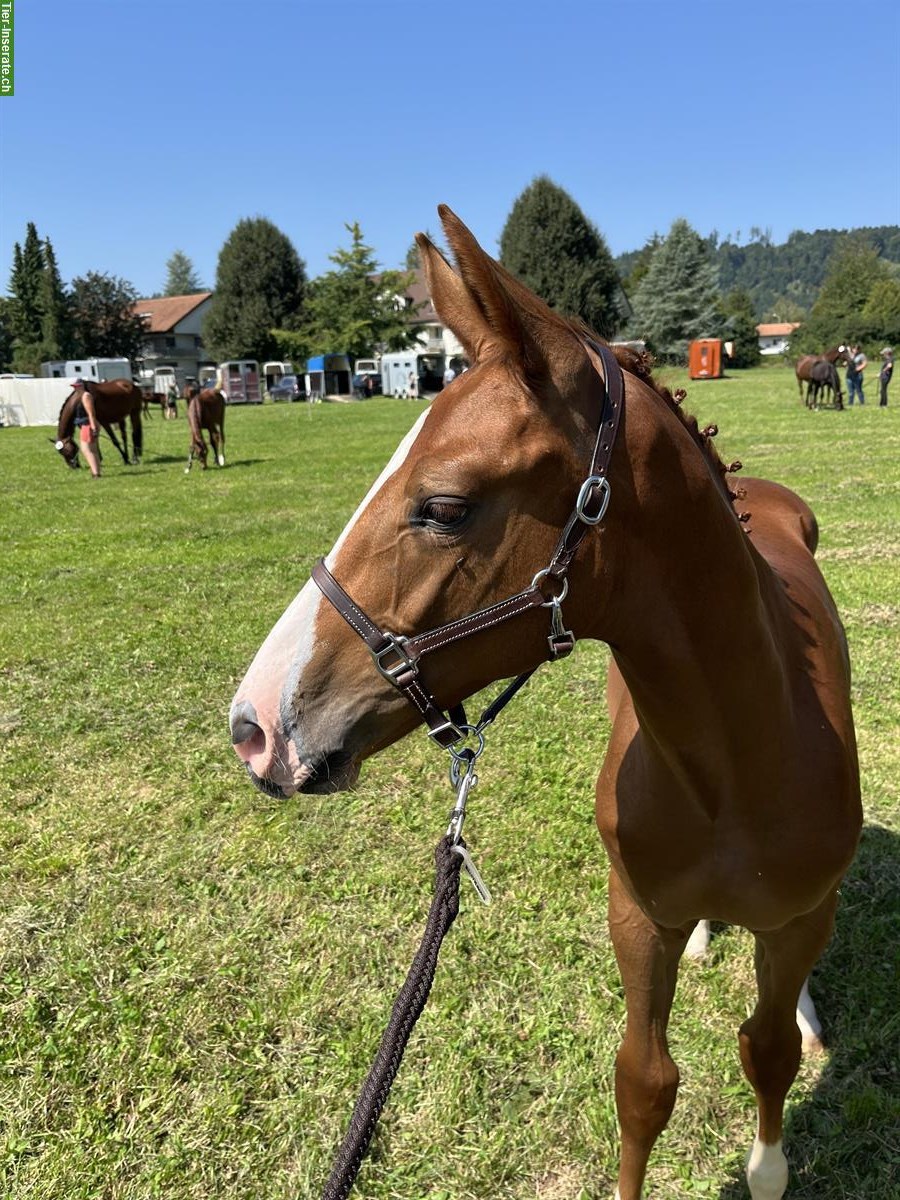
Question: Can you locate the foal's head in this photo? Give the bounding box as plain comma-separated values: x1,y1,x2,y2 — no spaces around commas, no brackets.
231,207,613,796
51,390,81,468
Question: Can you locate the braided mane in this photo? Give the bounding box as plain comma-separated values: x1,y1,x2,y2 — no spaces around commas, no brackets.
606,341,737,505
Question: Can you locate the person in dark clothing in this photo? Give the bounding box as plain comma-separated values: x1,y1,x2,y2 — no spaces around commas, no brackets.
879,348,893,407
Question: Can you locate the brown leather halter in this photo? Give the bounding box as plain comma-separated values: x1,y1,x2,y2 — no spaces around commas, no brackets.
312,339,624,752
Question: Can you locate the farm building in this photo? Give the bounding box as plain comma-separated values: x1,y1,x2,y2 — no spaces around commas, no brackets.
756,322,801,355
133,292,215,387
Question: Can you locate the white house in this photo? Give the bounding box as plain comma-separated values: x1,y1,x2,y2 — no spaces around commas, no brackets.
133,292,215,385
393,270,468,368
756,322,801,355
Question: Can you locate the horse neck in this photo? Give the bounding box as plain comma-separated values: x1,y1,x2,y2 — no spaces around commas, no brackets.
58,393,77,438
579,383,790,766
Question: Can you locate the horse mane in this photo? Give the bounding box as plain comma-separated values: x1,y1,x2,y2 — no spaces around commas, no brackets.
562,316,742,513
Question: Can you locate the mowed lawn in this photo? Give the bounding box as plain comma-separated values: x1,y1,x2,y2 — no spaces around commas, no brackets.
1,367,897,1200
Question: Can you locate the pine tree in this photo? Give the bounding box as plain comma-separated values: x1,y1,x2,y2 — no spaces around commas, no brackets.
304,222,416,360
204,218,306,361
8,223,45,345
629,218,722,361
39,238,70,358
164,250,203,296
69,272,147,361
499,176,622,337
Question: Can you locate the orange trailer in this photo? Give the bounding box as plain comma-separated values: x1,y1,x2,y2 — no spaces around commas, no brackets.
688,338,723,379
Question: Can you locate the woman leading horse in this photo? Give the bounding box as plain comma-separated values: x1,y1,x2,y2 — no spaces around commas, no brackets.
52,378,144,470
230,207,860,1200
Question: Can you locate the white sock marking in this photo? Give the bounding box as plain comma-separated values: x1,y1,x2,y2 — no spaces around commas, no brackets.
685,919,710,958
796,976,822,1047
746,1133,788,1200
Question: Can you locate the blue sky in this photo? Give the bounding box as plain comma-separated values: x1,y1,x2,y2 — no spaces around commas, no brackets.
1,0,898,298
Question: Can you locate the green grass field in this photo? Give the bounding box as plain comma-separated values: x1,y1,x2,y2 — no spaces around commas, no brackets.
1,368,898,1199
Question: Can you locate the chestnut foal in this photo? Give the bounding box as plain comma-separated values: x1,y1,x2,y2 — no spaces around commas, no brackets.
185,386,226,472
230,207,860,1199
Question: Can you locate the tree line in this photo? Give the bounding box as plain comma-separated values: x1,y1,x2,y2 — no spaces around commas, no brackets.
4,181,898,376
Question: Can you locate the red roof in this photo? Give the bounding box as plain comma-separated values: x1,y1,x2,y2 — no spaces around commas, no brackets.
756,322,801,337
133,292,212,333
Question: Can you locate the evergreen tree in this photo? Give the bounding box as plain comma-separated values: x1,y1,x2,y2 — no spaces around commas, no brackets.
164,249,203,296
69,272,147,361
7,225,72,372
304,222,416,360
499,176,622,337
719,288,760,368
204,218,306,361
629,218,722,361
8,224,45,345
38,238,71,358
621,233,663,297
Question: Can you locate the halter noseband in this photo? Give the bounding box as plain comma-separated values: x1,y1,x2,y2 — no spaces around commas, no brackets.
311,339,624,750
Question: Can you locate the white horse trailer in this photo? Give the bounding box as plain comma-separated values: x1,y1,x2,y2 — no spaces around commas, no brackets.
381,351,446,398
42,358,132,383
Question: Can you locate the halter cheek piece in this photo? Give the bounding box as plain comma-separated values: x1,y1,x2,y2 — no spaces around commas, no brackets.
311,339,624,751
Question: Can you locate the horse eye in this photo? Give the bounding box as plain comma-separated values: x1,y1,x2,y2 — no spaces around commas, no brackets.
418,497,470,530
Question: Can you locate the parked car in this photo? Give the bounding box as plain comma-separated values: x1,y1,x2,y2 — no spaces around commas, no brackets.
269,373,305,402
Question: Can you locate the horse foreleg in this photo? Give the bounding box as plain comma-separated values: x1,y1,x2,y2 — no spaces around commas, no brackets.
608,869,688,1200
213,425,225,467
131,413,143,464
739,894,836,1200
185,443,196,474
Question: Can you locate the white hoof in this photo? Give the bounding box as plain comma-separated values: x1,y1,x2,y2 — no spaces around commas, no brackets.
184,467,191,474
218,454,225,466
796,978,823,1051
746,1136,788,1200
685,919,710,959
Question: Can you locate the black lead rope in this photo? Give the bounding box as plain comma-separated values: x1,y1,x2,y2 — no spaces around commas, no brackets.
321,835,464,1200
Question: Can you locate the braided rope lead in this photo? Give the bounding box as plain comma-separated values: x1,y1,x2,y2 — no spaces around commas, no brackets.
321,835,464,1200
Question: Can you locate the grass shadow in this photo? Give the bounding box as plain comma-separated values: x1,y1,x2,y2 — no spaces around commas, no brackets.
717,823,900,1199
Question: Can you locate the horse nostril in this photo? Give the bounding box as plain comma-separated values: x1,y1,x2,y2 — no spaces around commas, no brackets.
230,699,262,746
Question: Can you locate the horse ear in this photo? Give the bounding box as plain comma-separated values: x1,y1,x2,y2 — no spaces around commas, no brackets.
437,204,532,358
415,233,493,361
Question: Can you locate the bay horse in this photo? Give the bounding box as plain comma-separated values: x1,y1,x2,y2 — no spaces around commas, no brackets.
230,207,861,1200
52,379,143,468
795,347,846,406
184,385,225,472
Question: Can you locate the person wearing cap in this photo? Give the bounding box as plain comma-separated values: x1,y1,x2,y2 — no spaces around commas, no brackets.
879,348,893,407
71,378,102,477
845,344,867,406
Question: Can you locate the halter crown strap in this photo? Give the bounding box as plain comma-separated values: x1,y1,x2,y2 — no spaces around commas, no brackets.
311,339,624,748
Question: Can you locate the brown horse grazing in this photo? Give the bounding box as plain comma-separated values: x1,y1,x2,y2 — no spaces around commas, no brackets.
185,386,225,472
795,347,847,406
230,207,861,1200
52,379,143,468
806,359,844,410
